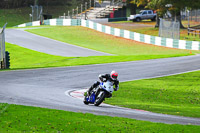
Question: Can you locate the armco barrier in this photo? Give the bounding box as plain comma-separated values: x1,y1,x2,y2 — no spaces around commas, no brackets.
15,19,200,50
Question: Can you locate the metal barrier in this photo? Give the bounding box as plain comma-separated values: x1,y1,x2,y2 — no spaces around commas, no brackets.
0,23,7,69
188,28,200,37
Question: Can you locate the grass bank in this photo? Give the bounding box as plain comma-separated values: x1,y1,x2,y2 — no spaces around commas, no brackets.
0,7,31,27
0,6,76,27
106,70,200,118
0,103,200,132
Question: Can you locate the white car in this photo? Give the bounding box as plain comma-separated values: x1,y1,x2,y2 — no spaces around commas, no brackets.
130,10,157,22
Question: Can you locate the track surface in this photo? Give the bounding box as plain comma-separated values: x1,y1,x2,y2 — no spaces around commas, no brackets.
1,55,200,125
5,29,111,57
2,28,200,125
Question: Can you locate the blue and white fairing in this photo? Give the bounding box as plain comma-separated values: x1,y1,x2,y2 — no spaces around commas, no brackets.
100,81,114,94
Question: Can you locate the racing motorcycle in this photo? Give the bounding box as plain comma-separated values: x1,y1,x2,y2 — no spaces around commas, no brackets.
83,81,114,106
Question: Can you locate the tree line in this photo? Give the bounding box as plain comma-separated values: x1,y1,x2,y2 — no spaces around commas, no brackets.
0,0,84,8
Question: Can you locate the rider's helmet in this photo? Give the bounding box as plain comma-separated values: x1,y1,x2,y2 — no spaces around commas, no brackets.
110,70,118,80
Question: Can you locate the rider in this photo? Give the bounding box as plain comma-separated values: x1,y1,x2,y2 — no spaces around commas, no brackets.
87,70,119,95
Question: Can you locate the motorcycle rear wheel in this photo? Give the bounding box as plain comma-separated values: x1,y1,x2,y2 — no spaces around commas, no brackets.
94,91,106,106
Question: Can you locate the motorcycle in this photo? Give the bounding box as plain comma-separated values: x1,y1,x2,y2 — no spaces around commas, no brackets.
83,81,114,106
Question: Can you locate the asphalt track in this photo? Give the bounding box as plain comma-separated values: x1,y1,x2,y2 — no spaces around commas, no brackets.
1,29,200,125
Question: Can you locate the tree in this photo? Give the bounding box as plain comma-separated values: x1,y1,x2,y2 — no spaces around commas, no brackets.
126,0,137,15
130,0,200,28
147,0,168,28
34,0,39,5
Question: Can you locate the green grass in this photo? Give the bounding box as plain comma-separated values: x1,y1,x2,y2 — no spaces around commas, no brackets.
0,8,31,27
105,71,200,118
0,103,200,132
112,20,156,25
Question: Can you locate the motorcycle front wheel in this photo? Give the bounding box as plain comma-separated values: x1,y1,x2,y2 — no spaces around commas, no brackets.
83,95,89,105
94,91,106,106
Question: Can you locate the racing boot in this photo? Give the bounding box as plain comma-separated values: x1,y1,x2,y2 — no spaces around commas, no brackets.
84,87,93,96
87,86,93,95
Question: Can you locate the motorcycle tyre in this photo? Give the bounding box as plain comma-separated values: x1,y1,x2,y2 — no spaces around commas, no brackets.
94,91,106,106
83,95,89,105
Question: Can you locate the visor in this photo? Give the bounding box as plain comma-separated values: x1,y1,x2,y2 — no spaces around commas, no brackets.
111,75,117,79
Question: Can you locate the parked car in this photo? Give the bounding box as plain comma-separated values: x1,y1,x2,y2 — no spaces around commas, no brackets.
130,10,157,22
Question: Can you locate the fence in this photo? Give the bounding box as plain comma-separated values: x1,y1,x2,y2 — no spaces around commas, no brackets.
181,9,200,28
0,23,7,69
159,18,180,39
182,9,200,22
188,10,200,23
184,9,200,38
30,5,43,21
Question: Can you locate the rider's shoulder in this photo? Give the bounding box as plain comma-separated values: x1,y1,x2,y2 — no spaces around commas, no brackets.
105,74,110,76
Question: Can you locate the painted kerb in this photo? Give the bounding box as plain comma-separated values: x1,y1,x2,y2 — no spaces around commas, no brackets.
16,19,200,51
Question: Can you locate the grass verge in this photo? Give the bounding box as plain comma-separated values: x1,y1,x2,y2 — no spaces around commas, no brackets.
105,70,200,118
0,103,200,132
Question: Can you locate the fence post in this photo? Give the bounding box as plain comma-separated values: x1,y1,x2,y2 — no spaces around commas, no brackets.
159,18,162,37
81,4,82,13
77,6,79,17
85,2,87,11
68,11,69,18
72,9,74,18
0,23,8,69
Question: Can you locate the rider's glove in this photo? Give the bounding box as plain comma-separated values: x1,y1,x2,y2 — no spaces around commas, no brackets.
114,86,119,91
99,75,104,82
